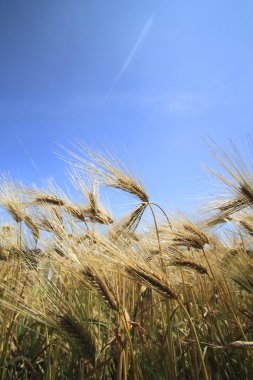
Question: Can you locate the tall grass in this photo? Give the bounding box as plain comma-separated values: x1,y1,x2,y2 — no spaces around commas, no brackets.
0,142,253,379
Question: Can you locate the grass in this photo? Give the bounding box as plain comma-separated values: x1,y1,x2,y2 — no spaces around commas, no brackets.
0,142,253,379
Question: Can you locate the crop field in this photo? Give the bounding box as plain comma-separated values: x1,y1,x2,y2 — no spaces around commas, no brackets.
0,142,253,379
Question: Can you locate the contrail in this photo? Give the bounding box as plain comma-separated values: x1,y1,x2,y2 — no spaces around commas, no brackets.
104,15,154,102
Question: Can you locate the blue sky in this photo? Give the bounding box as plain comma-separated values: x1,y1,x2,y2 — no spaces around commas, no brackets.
0,0,253,212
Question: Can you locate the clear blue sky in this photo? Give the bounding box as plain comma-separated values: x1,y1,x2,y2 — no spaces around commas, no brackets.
0,1,253,211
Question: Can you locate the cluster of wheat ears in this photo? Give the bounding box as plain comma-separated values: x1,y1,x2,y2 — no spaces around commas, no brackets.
0,141,253,380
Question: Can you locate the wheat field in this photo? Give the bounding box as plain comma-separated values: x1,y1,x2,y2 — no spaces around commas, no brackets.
0,142,252,380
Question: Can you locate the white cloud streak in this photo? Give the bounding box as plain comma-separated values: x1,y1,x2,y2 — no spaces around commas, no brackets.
104,15,154,102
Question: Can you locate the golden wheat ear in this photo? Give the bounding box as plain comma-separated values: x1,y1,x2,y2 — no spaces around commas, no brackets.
23,214,40,241
82,266,119,311
31,193,66,206
62,142,149,203
171,257,208,275
0,177,25,223
238,218,253,236
33,206,67,239
0,178,41,246
68,168,113,225
207,141,253,215
86,188,113,224
159,216,209,250
201,197,245,229
64,202,91,222
110,203,146,241
126,265,178,300
24,178,68,207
